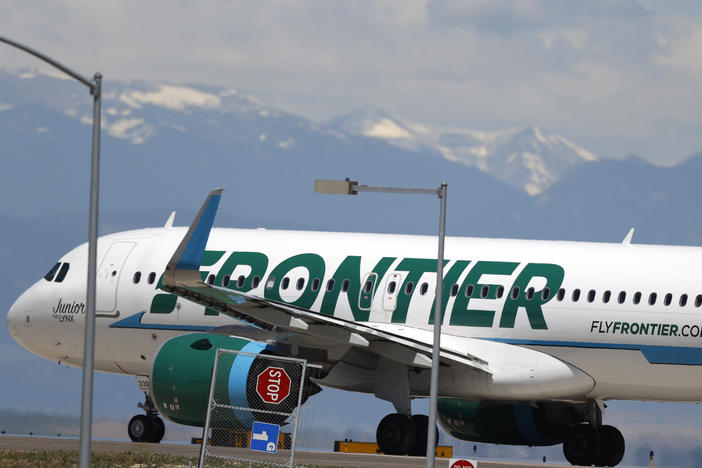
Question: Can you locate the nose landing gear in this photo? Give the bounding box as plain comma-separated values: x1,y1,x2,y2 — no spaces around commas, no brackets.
128,392,165,443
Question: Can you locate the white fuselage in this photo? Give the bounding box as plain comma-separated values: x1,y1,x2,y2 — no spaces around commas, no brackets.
8,226,702,403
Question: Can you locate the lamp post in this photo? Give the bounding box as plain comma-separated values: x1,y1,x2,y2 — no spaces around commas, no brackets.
0,36,102,468
314,178,447,468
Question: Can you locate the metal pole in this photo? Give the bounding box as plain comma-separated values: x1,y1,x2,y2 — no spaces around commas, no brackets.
0,36,95,90
78,72,101,468
199,348,222,468
289,360,308,468
425,182,447,468
0,35,101,468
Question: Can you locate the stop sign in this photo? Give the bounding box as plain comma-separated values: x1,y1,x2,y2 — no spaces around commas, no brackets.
256,367,291,404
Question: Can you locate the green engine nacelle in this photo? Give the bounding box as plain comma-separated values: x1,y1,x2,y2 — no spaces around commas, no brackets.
151,333,316,427
438,399,582,446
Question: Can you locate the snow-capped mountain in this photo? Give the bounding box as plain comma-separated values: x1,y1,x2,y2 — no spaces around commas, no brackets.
329,107,596,195
2,68,525,228
1,69,297,148
1,68,598,196
2,68,702,244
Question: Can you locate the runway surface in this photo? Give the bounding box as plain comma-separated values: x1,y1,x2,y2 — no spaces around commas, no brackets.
0,435,572,467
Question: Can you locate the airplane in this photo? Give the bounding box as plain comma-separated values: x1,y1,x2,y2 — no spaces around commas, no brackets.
7,188,702,467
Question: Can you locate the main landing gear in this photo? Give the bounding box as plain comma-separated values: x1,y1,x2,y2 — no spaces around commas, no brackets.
376,413,438,456
562,403,625,467
128,392,165,443
563,424,624,467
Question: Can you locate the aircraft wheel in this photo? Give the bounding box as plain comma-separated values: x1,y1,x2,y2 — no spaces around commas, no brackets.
596,425,625,467
128,414,151,442
148,416,165,443
376,413,416,455
563,425,602,466
408,414,438,456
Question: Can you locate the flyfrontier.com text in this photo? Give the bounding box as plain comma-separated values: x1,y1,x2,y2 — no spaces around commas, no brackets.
590,320,702,337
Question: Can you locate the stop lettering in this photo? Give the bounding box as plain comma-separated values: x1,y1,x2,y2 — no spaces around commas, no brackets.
256,367,291,404
449,460,476,468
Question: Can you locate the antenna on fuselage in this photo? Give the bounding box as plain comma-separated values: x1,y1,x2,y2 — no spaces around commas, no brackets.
164,211,176,229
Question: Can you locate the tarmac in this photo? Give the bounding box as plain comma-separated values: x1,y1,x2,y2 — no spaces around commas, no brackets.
0,435,573,467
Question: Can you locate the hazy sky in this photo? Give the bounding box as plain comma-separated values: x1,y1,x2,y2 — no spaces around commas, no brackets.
1,1,702,165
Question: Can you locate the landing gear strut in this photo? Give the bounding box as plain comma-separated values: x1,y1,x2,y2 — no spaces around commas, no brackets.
128,392,165,443
376,413,438,456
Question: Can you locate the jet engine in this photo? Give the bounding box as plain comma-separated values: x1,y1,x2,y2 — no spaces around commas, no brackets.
437,399,585,446
150,332,320,427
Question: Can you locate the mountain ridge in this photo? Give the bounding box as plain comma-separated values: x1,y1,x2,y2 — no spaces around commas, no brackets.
2,69,604,195
328,106,597,194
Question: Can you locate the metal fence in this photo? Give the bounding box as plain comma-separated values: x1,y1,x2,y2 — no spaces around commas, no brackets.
198,349,308,468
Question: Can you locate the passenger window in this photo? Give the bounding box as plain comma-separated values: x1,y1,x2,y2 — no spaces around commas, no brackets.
311,278,320,292
557,288,565,301
587,290,595,303
542,288,550,300
296,278,305,291
572,289,581,302
680,294,688,307
281,277,290,290
602,290,611,303
148,272,157,285
405,282,414,295
388,281,397,294
133,271,141,284
664,293,672,306
465,284,474,298
223,275,231,287
696,295,702,307
327,279,336,292
618,291,626,304
649,293,657,305
496,285,504,299
511,286,520,299
252,275,261,289
450,284,459,297
266,276,276,290
526,287,535,300
341,279,350,292
236,275,244,288
420,283,429,295
44,262,61,281
481,285,490,298
633,292,642,304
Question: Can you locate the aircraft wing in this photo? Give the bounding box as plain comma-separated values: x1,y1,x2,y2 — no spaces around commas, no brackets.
162,189,489,373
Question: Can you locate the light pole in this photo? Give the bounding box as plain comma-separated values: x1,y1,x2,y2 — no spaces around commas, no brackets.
314,178,447,468
0,36,102,468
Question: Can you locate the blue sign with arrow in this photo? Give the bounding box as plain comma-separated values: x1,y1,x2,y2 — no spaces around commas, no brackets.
250,421,280,453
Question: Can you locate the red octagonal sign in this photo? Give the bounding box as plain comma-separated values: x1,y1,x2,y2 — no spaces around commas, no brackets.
256,367,291,404
450,460,476,468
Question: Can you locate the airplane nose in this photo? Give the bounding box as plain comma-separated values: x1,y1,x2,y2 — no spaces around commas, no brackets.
7,296,21,331
7,288,34,346
8,283,60,359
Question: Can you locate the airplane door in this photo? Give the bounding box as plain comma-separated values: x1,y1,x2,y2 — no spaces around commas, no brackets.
96,241,136,316
358,273,378,310
382,272,403,312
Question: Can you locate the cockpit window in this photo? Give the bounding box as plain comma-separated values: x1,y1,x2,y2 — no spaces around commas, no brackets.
44,262,61,281
55,263,70,283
